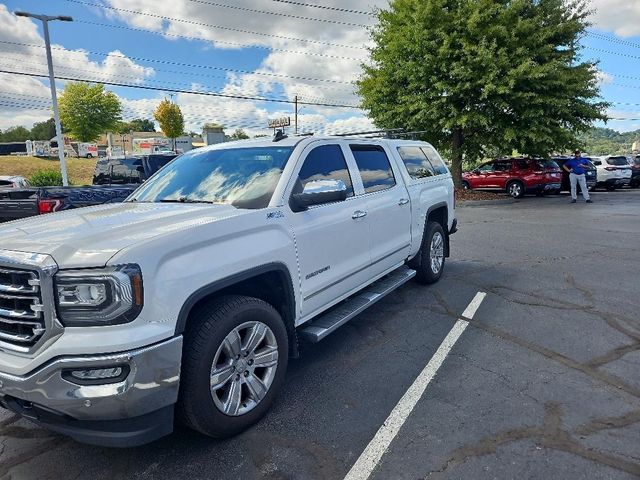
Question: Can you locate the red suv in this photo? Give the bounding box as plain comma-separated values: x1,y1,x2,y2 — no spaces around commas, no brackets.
462,157,562,198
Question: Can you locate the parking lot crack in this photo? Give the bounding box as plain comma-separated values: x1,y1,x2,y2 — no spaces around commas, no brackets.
575,409,640,436
467,319,640,400
425,402,640,479
586,342,640,368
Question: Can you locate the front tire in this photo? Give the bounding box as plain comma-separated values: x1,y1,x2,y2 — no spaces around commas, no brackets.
462,180,470,190
179,295,289,438
413,221,446,284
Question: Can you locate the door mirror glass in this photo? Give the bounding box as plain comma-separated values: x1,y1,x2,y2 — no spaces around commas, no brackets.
291,179,348,211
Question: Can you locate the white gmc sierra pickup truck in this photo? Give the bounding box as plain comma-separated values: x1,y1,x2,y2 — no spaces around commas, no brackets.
0,135,456,447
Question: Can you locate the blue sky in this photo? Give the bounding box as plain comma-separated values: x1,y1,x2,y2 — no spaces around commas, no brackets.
1,0,640,137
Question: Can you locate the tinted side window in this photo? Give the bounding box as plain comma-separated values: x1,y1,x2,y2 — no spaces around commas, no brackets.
110,158,143,184
350,145,396,193
397,146,435,179
421,146,449,175
477,163,494,173
493,161,512,172
298,145,354,197
516,160,528,170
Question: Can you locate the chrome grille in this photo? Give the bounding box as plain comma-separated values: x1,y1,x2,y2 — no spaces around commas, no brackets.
0,267,45,346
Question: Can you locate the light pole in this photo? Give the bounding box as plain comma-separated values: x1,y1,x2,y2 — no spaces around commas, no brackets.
15,11,73,186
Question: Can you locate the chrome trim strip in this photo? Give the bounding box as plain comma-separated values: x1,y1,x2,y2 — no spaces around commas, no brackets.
304,244,410,301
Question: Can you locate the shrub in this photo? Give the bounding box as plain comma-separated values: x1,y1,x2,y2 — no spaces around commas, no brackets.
28,169,65,187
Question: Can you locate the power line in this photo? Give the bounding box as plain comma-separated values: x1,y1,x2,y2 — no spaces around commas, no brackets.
73,20,365,61
64,0,369,49
268,0,373,16
585,46,640,61
186,0,370,27
586,32,640,51
0,40,356,85
0,69,363,109
0,58,360,107
0,49,359,100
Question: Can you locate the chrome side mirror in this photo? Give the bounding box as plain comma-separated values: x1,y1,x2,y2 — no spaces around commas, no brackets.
290,179,348,211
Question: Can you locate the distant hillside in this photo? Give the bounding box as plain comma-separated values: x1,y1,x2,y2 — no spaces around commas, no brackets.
579,127,640,156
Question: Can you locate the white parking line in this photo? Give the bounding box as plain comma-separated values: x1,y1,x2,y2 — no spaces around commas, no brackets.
343,291,487,480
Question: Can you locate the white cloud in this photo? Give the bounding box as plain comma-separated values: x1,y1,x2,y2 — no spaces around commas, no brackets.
596,70,614,86
0,3,154,129
590,0,640,37
0,0,383,135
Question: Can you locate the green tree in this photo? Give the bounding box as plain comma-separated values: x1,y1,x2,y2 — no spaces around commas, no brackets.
128,118,156,132
357,0,608,187
154,99,184,149
58,82,122,142
0,126,31,142
229,128,250,141
30,118,57,140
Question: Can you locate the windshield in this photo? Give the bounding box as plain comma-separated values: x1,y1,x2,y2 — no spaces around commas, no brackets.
129,146,294,209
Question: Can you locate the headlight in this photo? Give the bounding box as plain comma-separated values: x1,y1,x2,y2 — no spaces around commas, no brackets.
55,265,143,326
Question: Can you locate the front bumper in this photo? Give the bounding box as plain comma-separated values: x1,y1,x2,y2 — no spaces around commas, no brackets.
0,335,182,447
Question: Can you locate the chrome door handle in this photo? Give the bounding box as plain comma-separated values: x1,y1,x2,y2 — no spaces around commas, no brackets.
352,210,368,219
398,198,409,206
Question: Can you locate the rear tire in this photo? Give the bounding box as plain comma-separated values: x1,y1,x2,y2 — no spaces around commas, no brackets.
179,295,289,438
413,221,446,285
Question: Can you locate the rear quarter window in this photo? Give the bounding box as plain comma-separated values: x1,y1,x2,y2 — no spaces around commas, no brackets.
420,145,449,175
397,146,436,179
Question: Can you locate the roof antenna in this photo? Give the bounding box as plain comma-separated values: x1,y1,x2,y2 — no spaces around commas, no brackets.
273,129,288,142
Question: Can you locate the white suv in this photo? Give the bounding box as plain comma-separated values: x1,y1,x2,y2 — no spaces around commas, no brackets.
592,155,632,190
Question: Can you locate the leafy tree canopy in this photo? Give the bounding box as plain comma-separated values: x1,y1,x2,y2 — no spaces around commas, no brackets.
58,82,122,142
0,126,31,142
30,118,57,141
357,0,608,186
154,99,185,140
229,128,250,141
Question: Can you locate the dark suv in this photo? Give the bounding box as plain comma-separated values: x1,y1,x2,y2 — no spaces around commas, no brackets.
462,157,562,198
551,156,597,192
631,156,640,188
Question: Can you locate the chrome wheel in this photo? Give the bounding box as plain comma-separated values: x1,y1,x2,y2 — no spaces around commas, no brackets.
429,231,444,274
509,182,523,198
210,321,279,416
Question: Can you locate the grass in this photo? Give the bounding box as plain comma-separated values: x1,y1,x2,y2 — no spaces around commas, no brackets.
0,156,97,186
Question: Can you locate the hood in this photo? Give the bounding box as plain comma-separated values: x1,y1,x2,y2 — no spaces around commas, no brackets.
0,202,246,268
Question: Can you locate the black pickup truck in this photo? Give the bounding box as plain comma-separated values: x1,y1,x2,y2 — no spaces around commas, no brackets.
0,154,177,223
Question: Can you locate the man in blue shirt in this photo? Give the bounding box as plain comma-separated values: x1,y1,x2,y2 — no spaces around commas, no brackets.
564,150,592,203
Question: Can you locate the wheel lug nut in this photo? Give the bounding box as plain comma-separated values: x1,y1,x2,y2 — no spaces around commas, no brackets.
235,374,240,381
244,371,249,377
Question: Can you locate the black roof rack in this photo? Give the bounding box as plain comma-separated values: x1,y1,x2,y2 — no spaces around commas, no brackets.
332,129,429,140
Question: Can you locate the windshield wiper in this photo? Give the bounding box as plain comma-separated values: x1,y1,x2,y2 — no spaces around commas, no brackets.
159,197,216,204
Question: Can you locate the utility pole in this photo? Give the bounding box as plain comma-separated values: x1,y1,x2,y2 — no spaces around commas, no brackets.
294,95,298,135
15,11,73,186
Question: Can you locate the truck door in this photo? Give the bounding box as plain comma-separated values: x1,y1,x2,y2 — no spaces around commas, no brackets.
286,143,372,320
348,144,412,276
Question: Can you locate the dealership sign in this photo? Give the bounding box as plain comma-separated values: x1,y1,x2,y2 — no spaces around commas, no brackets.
268,117,291,128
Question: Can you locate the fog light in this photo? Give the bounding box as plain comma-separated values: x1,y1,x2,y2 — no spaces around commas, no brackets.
71,367,123,380
62,365,129,385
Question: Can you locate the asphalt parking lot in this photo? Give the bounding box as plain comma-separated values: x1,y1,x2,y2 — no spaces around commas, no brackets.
1,189,639,479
